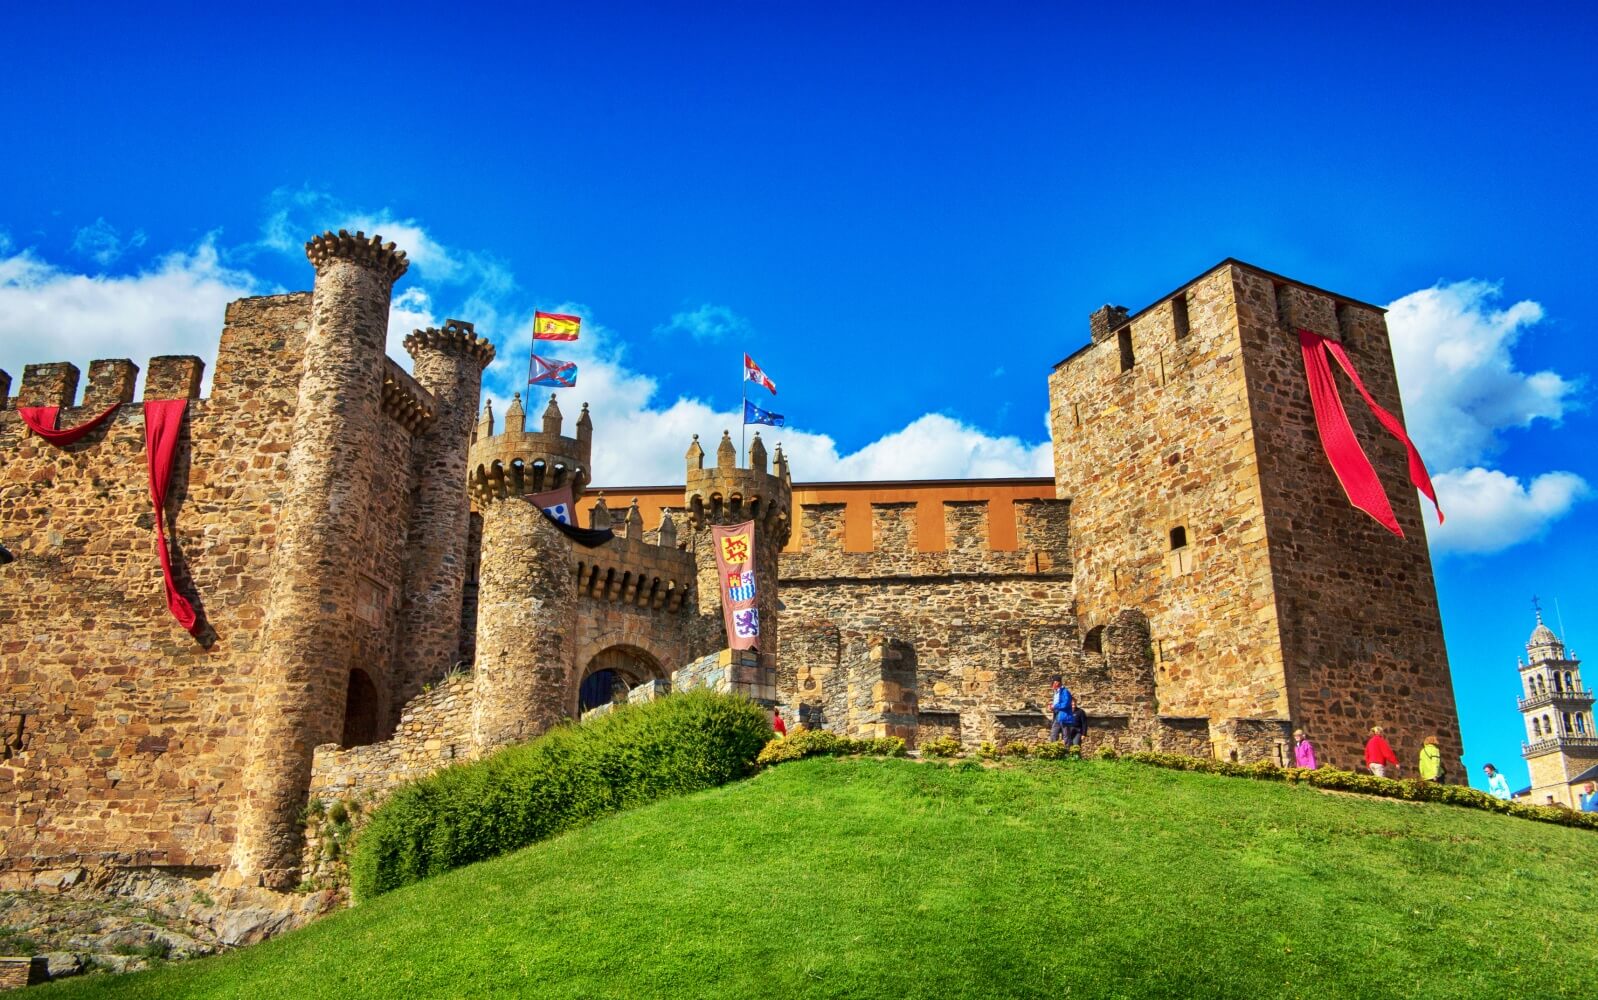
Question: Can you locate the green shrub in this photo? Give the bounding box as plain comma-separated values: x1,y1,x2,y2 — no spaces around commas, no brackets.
1115,750,1598,833
919,736,964,758
1031,741,1069,760
976,741,998,759
998,741,1033,758
756,729,906,766
350,691,772,900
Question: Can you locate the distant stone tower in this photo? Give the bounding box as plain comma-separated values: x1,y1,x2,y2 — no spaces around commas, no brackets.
465,394,591,753
684,431,791,662
1050,260,1461,771
1517,612,1597,806
234,231,411,887
394,320,496,717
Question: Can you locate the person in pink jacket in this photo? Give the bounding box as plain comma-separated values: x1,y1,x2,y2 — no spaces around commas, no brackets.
1293,729,1318,769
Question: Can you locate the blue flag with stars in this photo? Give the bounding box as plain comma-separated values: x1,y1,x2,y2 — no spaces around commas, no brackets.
743,399,785,427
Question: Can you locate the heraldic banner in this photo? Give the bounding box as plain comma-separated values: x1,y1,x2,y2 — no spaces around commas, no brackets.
712,520,760,650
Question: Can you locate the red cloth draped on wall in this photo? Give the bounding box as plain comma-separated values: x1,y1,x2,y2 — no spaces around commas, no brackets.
144,399,201,635
1298,328,1444,537
17,403,122,445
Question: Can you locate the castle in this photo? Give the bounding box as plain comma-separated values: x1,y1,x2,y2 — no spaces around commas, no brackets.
0,231,1464,891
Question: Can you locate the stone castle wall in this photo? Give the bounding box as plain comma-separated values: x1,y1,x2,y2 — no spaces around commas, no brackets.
0,295,309,880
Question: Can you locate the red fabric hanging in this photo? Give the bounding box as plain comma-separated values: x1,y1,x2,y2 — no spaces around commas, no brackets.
1322,338,1444,525
1298,329,1444,537
18,403,122,446
144,399,200,635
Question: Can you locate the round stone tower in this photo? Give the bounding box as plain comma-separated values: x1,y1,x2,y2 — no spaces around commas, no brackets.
393,320,496,716
684,430,792,663
467,392,593,501
234,230,409,887
469,470,578,754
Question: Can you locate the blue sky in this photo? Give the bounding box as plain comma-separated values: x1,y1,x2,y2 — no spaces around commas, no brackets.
3,3,1595,789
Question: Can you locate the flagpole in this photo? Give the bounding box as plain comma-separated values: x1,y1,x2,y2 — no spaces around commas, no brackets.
741,354,747,465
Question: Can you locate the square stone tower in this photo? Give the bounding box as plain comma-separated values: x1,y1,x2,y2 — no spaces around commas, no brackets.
1049,260,1461,771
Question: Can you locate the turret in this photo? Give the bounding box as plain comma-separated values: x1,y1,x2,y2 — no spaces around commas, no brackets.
235,230,409,888
392,319,496,716
469,445,578,754
685,429,793,665
467,394,593,504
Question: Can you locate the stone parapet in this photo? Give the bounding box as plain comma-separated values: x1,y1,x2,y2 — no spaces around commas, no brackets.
468,394,592,503
380,359,436,433
575,529,696,611
672,648,777,705
304,229,409,282
402,319,495,370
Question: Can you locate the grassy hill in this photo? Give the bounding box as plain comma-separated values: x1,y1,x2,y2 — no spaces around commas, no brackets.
44,757,1595,999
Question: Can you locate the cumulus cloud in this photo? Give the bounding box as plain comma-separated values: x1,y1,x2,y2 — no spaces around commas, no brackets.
69,217,148,267
654,304,752,342
1425,468,1588,554
1387,280,1575,469
0,238,261,396
3,199,1055,484
1386,280,1588,555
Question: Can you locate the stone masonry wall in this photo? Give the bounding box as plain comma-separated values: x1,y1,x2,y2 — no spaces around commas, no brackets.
776,497,1142,746
0,295,308,878
1050,266,1290,735
1234,269,1462,774
0,280,450,882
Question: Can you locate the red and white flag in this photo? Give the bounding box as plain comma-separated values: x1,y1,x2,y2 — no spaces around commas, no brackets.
744,353,776,394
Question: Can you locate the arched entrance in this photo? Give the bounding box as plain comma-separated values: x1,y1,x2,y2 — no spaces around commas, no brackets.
341,668,380,748
576,645,666,713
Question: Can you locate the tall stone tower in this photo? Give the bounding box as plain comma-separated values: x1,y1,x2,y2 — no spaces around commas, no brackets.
234,231,410,887
394,320,496,717
1050,260,1461,771
1517,612,1597,806
684,431,791,663
465,393,591,753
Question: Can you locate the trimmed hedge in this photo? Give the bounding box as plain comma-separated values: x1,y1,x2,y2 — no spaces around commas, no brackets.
755,728,907,765
349,691,773,899
1113,750,1598,832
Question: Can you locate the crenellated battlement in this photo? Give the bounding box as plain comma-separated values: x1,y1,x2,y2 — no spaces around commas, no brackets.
304,229,409,282
574,523,697,612
781,496,1071,581
381,358,436,433
403,319,496,370
467,393,593,505
683,430,792,543
0,355,206,417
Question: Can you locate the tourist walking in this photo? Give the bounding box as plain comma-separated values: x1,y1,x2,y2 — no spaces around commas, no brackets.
772,708,787,737
1364,726,1399,778
1580,782,1598,813
1293,729,1318,769
1048,677,1074,743
1483,763,1512,800
1418,736,1443,782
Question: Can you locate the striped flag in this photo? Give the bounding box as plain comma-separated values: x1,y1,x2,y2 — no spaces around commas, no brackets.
534,311,581,341
744,353,776,394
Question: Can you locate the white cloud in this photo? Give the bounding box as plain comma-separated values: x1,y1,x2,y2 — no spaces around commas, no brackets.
2,199,1055,486
1424,468,1588,554
69,218,148,267
0,239,261,397
655,304,752,342
1387,280,1575,469
1386,280,1588,555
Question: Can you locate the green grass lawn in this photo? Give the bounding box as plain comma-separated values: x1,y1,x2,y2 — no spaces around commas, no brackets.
44,757,1595,999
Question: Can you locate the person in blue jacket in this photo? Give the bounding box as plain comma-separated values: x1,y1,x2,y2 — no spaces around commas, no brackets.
1048,676,1075,743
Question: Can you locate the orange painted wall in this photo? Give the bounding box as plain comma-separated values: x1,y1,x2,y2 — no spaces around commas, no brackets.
576,478,1057,553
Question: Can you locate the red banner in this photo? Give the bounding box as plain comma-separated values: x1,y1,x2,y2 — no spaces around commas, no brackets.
18,403,122,446
711,521,759,650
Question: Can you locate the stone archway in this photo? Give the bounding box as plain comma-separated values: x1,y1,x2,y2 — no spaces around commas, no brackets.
341,668,381,748
576,645,667,714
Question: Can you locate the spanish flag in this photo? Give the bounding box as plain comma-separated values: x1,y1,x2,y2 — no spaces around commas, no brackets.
533,311,581,341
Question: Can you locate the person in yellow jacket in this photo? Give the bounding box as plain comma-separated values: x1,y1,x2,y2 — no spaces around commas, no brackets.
1418,735,1444,782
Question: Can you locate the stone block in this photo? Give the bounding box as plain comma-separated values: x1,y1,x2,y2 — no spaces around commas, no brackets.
143,356,205,400
16,362,79,408
83,359,139,408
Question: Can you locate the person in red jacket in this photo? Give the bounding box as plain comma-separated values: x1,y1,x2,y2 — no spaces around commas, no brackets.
772,708,787,737
1364,726,1399,778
